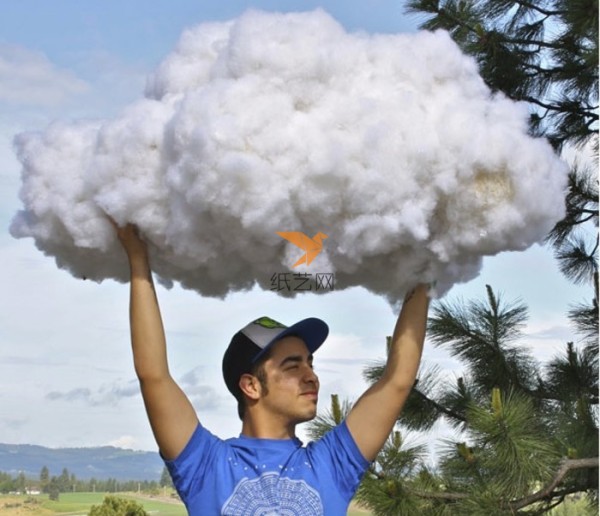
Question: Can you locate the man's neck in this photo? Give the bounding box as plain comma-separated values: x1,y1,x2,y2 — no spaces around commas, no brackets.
241,416,297,440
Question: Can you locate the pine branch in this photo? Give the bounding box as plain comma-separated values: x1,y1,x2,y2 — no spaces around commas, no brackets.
413,387,468,423
514,0,567,16
509,457,599,510
500,36,567,50
419,5,479,34
423,6,564,51
575,212,599,223
522,95,597,117
529,488,581,515
411,488,467,501
405,457,599,507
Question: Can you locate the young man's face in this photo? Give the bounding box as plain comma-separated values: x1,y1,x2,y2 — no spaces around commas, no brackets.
258,335,320,424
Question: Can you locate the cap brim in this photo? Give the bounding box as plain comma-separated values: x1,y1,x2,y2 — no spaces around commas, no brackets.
253,317,329,362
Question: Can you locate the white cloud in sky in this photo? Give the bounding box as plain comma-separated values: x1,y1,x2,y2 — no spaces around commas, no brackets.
0,44,89,106
46,379,140,406
108,435,140,450
523,317,577,360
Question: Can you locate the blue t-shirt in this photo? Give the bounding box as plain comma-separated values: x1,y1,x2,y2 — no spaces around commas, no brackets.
165,420,369,515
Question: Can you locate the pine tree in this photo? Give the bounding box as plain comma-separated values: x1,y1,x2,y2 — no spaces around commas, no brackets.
404,0,598,150
47,477,60,501
159,466,174,489
58,467,70,492
16,472,26,493
39,466,49,492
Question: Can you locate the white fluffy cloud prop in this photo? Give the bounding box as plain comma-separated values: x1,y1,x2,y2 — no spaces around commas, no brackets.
10,9,567,303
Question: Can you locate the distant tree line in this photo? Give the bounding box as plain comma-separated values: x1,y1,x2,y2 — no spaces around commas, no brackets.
0,471,27,494
0,465,174,501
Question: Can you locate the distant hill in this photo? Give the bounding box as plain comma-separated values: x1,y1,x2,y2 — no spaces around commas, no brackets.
0,443,163,481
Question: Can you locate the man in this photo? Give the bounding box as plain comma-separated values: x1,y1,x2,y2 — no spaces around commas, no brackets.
115,223,430,515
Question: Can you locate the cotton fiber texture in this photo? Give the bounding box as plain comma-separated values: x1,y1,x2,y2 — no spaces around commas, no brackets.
10,9,568,303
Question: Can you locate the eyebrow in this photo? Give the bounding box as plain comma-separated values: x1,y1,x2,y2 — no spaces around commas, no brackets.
279,354,314,368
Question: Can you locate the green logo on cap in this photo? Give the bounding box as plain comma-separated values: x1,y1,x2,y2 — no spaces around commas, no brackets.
253,317,286,329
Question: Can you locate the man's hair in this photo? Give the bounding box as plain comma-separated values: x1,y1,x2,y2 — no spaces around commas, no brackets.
234,348,272,420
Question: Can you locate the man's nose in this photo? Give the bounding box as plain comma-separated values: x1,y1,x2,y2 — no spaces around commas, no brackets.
303,366,319,385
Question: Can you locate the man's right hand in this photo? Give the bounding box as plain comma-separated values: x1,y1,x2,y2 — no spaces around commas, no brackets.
110,220,148,262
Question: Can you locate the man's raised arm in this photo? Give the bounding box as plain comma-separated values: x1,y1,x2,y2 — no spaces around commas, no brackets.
115,224,198,460
345,284,430,462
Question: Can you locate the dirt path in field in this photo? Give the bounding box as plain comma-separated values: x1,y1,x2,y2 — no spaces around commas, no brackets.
0,496,52,516
127,492,184,506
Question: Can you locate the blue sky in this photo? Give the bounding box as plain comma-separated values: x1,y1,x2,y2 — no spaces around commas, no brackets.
0,0,588,454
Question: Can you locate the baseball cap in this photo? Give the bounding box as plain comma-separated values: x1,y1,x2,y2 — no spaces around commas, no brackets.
222,316,329,397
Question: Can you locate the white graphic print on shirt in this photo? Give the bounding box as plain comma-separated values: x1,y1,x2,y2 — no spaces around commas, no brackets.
221,472,323,515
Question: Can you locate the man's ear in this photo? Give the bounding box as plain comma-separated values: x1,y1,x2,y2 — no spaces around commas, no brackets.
239,374,261,400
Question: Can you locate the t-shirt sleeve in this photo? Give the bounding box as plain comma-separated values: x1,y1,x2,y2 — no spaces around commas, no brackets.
163,423,223,503
309,420,371,496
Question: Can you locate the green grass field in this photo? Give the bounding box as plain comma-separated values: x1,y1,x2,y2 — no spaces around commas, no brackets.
43,492,111,513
